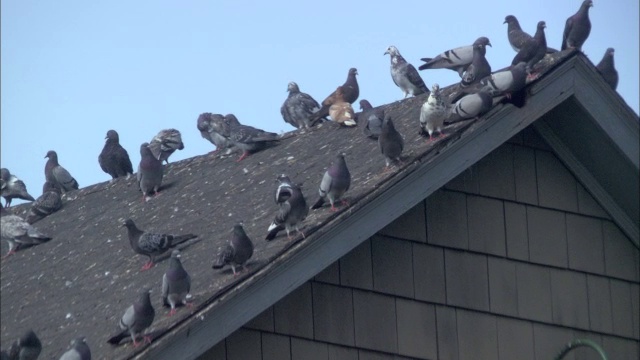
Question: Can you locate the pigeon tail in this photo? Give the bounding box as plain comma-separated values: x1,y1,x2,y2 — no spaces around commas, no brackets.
265,224,285,241
170,234,197,247
311,197,325,210
107,331,128,345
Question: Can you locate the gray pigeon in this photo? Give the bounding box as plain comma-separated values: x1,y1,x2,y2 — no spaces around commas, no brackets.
420,84,448,141
360,100,384,139
162,250,191,316
511,21,547,76
26,181,63,224
99,130,133,180
123,218,197,271
311,68,359,122
281,82,325,129
148,129,184,164
562,0,593,51
59,337,91,360
137,142,163,201
446,90,493,124
384,45,429,98
461,41,492,87
596,48,618,90
418,37,492,77
227,114,280,162
8,330,42,360
265,175,309,241
107,290,155,347
1,207,51,258
311,153,351,211
44,151,79,193
504,15,531,52
197,113,232,154
379,116,404,170
1,168,35,207
212,223,254,275
452,62,528,102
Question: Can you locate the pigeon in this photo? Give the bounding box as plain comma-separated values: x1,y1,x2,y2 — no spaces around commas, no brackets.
98,129,133,180
197,113,234,154
137,142,163,201
384,45,429,97
1,207,51,258
148,129,184,164
360,100,385,139
1,168,35,207
420,84,448,141
227,114,280,161
562,0,593,51
461,41,492,87
26,181,63,224
418,37,492,77
44,151,79,193
511,21,547,77
8,330,42,360
311,68,359,122
311,153,351,211
107,290,155,347
379,116,404,170
162,250,191,316
596,48,618,90
451,62,528,102
123,218,197,271
212,223,254,275
328,87,357,126
265,175,309,241
281,82,325,129
446,90,493,124
504,15,531,52
59,337,91,360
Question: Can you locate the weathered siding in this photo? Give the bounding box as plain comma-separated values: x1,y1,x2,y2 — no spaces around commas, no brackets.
200,127,639,360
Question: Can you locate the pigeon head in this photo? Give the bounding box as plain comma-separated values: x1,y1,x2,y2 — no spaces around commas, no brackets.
42,181,61,194
431,83,441,94
384,46,400,56
123,218,137,229
537,21,546,30
105,129,119,141
45,150,58,160
474,37,492,47
606,47,614,55
224,114,241,126
287,82,300,93
348,68,358,77
0,168,9,181
359,99,372,111
504,15,519,25
276,174,291,184
582,0,593,9
139,142,151,155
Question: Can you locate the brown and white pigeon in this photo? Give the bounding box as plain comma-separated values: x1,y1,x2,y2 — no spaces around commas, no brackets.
212,223,254,275
360,100,385,139
281,82,325,129
562,0,593,51
162,250,191,316
512,21,548,78
59,337,91,360
1,168,35,207
420,84,448,141
227,114,280,161
26,181,63,224
137,142,163,201
447,90,493,124
418,37,491,77
311,153,351,211
265,175,309,241
8,330,42,360
107,290,155,347
44,151,79,193
596,48,618,90
385,45,429,98
379,116,404,170
1,207,51,258
311,68,359,122
197,113,234,154
148,129,184,164
99,129,133,180
461,41,492,87
123,218,197,271
328,86,357,126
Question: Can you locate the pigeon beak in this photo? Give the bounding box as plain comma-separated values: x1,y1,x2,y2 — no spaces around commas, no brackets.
487,42,492,47
503,20,507,24
383,51,389,55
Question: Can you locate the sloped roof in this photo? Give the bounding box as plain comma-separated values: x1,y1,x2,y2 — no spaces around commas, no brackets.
1,50,638,359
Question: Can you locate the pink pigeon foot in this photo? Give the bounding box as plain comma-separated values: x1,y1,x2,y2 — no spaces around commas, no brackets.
140,261,154,271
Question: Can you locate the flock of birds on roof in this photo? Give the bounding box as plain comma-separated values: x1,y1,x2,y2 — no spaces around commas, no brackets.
0,1,621,358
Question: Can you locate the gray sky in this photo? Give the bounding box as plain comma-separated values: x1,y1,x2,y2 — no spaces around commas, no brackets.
2,0,638,205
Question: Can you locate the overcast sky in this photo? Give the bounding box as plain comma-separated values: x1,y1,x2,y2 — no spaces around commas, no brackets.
2,0,638,206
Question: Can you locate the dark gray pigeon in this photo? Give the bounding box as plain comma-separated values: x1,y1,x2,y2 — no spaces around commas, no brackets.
452,62,528,102
123,218,197,271
562,0,593,51
511,21,547,77
504,15,531,52
227,114,280,162
1,207,51,258
420,84,448,141
137,142,163,201
311,68,359,122
99,129,133,180
107,289,155,347
360,100,384,139
162,250,191,316
418,37,491,77
461,41,492,87
596,48,618,90
59,337,91,360
446,90,493,124
26,181,63,224
384,45,429,98
281,82,325,129
197,113,233,154
1,168,35,207
148,129,184,164
8,330,42,360
378,116,404,170
212,223,254,275
44,151,79,193
311,153,351,211
265,175,309,241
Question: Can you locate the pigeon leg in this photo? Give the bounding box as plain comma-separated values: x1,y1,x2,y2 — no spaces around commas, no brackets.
236,152,249,162
168,308,177,317
140,261,154,271
2,250,16,259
